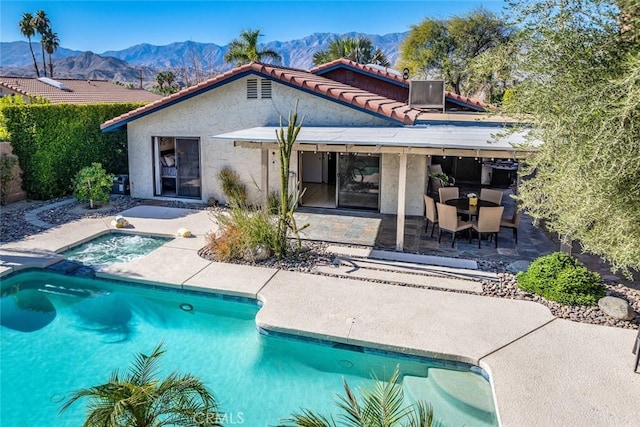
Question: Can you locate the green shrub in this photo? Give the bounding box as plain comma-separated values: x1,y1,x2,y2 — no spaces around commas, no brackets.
0,153,18,205
3,102,143,199
217,167,247,208
73,163,114,209
517,252,605,305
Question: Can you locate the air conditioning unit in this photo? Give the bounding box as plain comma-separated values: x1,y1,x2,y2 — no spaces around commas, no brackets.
409,80,445,111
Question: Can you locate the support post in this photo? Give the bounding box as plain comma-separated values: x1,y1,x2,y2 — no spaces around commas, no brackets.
261,149,269,208
396,153,408,251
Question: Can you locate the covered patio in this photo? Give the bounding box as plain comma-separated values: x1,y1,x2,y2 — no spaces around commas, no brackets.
214,125,540,252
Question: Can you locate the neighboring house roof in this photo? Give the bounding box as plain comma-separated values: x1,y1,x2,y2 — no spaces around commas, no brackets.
101,62,424,132
0,76,162,104
310,58,490,112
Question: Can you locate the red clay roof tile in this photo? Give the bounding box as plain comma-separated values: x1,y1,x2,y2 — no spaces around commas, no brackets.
0,76,162,104
310,58,490,110
101,62,424,131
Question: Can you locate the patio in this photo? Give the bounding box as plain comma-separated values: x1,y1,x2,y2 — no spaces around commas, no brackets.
296,187,632,284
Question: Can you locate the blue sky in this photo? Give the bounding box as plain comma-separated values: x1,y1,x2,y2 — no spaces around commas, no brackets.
1,0,507,52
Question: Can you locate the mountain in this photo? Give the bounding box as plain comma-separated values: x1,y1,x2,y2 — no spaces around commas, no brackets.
0,51,157,83
0,31,407,84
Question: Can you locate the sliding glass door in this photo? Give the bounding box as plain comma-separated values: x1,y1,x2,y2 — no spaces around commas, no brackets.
337,153,380,210
175,138,201,198
153,136,201,199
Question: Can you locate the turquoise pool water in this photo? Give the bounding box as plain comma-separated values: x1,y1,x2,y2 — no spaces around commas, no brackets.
63,232,171,265
0,271,498,426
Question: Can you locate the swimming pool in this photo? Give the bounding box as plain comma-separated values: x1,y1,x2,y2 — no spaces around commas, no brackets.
63,232,172,265
0,270,498,426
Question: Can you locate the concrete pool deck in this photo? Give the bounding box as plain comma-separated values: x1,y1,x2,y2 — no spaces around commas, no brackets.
1,205,639,426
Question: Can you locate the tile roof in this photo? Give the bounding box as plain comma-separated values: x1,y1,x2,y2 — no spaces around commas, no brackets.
310,58,490,111
0,77,162,104
101,62,423,131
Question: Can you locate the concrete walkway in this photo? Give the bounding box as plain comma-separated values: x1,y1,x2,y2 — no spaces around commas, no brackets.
1,205,639,426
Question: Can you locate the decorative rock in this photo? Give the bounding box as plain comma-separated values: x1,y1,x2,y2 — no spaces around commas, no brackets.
111,215,129,228
598,296,636,321
506,260,531,274
250,244,271,262
207,197,218,207
177,227,192,237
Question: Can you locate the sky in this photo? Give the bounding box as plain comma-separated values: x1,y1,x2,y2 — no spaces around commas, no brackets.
1,0,507,52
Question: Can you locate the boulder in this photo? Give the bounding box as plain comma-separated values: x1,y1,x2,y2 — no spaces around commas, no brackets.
177,227,192,237
246,244,271,262
598,296,636,321
507,260,531,274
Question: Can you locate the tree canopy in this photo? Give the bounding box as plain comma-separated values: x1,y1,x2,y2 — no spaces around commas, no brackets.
504,0,640,278
312,36,390,67
398,7,513,99
18,9,59,77
224,29,282,66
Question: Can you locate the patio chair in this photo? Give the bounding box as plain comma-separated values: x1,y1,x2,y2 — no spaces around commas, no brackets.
436,202,471,247
500,208,522,244
424,194,438,237
634,328,640,373
471,206,505,248
438,186,459,204
480,188,503,205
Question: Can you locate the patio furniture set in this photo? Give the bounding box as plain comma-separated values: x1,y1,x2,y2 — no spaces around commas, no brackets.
424,187,522,248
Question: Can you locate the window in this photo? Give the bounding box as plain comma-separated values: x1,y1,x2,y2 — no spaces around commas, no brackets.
247,79,258,99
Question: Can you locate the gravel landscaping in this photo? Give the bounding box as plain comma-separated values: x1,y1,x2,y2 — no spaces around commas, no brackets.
2,196,638,330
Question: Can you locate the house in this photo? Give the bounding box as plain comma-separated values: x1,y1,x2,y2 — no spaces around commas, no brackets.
0,76,162,104
101,60,536,250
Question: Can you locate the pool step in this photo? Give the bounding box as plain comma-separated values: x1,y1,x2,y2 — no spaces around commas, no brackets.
46,260,96,279
404,371,497,425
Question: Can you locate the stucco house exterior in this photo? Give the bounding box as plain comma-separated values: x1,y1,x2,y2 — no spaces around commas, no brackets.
101,59,535,249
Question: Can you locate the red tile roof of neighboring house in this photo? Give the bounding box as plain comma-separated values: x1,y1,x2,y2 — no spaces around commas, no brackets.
310,58,490,111
0,77,162,104
101,62,423,131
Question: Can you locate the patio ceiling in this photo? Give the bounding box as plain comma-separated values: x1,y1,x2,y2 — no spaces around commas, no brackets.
212,125,540,159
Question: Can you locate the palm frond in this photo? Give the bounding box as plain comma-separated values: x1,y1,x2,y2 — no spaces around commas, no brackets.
405,401,439,427
280,408,339,427
129,341,165,386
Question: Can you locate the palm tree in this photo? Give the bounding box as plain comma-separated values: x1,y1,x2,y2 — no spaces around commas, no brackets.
19,12,40,77
281,365,438,427
60,343,222,427
34,10,51,77
312,36,390,67
224,29,282,66
42,28,59,78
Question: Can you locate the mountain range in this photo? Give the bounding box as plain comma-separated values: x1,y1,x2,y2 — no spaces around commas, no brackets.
0,32,407,86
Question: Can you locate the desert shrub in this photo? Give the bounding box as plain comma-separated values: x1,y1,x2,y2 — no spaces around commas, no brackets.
218,167,247,208
73,163,114,209
517,252,605,305
267,190,280,214
207,206,276,262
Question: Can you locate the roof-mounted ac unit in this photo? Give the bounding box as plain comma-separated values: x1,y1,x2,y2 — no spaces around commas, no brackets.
409,80,445,111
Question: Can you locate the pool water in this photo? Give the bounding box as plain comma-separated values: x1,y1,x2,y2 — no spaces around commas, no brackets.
0,271,498,426
63,233,171,265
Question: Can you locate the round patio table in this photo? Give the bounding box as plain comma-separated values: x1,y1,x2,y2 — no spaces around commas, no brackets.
444,197,499,217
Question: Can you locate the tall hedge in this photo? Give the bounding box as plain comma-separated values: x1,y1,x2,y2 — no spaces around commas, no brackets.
3,103,144,199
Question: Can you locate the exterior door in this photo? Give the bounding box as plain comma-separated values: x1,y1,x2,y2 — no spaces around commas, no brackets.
175,138,201,198
337,153,380,210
